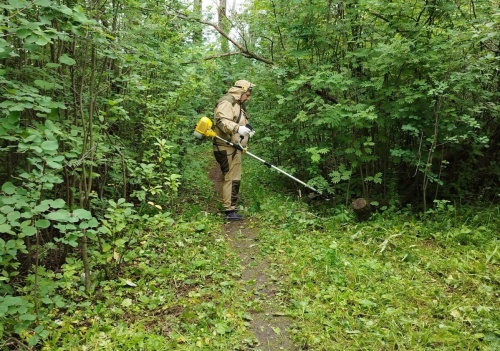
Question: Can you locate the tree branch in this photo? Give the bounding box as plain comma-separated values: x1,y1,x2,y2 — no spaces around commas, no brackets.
183,51,244,65
173,11,274,65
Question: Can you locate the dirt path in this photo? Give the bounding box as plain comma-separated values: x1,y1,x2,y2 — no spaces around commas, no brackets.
225,221,297,350
210,164,297,350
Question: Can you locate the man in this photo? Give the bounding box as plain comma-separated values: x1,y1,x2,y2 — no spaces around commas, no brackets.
213,80,256,221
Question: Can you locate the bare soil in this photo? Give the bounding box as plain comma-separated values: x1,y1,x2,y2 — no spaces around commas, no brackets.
210,163,297,350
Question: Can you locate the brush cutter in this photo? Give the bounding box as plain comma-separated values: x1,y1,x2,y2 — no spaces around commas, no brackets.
194,117,321,194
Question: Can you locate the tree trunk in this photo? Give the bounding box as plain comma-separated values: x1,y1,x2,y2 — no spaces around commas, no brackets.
193,0,203,44
218,0,229,53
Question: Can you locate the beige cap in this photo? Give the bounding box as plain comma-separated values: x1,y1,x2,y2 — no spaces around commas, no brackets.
233,80,256,92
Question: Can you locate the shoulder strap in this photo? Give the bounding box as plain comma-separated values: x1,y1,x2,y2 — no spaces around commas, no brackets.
236,105,244,124
216,94,244,123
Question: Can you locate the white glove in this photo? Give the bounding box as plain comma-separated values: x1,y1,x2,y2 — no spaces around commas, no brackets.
248,129,255,138
238,125,252,136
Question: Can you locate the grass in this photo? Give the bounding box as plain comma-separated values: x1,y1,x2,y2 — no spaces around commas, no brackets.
36,145,499,351
36,145,257,350
42,212,256,350
242,158,499,350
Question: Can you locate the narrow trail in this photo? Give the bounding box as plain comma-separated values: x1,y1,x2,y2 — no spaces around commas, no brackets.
224,221,297,351
210,164,297,350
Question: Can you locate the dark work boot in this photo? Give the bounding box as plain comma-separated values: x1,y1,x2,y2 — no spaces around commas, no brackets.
225,211,243,221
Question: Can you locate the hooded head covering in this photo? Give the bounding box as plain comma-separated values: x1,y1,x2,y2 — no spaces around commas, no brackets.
227,80,256,96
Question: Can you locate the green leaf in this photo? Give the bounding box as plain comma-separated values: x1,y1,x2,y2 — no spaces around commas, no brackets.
20,313,37,321
51,199,66,209
54,223,67,232
121,298,133,307
35,219,50,229
16,28,32,39
35,35,50,46
58,5,73,16
59,54,76,66
359,299,377,307
87,218,98,227
46,209,71,221
46,161,63,169
72,7,89,23
8,0,28,9
79,217,98,229
0,101,14,109
0,223,12,233
34,80,56,90
21,226,37,237
27,335,40,347
35,0,52,6
66,234,79,247
73,209,92,220
46,62,60,68
0,205,14,214
115,238,126,247
1,182,16,195
6,211,20,222
40,140,58,151
34,202,50,213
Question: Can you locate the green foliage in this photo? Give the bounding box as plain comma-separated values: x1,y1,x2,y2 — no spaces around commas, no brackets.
239,0,499,206
0,0,214,348
249,191,499,350
1,0,499,349
32,210,251,351
92,198,144,276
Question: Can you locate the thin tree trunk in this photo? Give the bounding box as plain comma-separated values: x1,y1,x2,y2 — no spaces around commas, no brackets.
193,0,203,44
218,0,229,53
423,96,442,212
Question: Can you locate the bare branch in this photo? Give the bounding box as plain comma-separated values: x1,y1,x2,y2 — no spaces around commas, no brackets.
173,11,274,65
183,51,244,65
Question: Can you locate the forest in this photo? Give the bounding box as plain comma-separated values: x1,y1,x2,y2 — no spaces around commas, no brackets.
0,0,498,350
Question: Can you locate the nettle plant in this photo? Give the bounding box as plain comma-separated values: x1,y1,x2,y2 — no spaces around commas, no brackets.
92,198,143,278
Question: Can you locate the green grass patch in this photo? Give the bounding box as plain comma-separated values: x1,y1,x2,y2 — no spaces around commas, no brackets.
41,213,257,350
30,144,499,351
30,145,257,350
247,191,499,350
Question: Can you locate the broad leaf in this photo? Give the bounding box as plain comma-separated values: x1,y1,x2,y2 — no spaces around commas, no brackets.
41,140,58,151
1,182,16,195
59,54,76,66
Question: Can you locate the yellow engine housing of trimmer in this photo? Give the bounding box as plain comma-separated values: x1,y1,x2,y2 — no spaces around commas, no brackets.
193,117,216,139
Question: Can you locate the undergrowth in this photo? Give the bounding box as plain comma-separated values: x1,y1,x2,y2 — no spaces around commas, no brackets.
43,215,252,350
8,144,257,351
243,155,500,350
14,144,498,351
